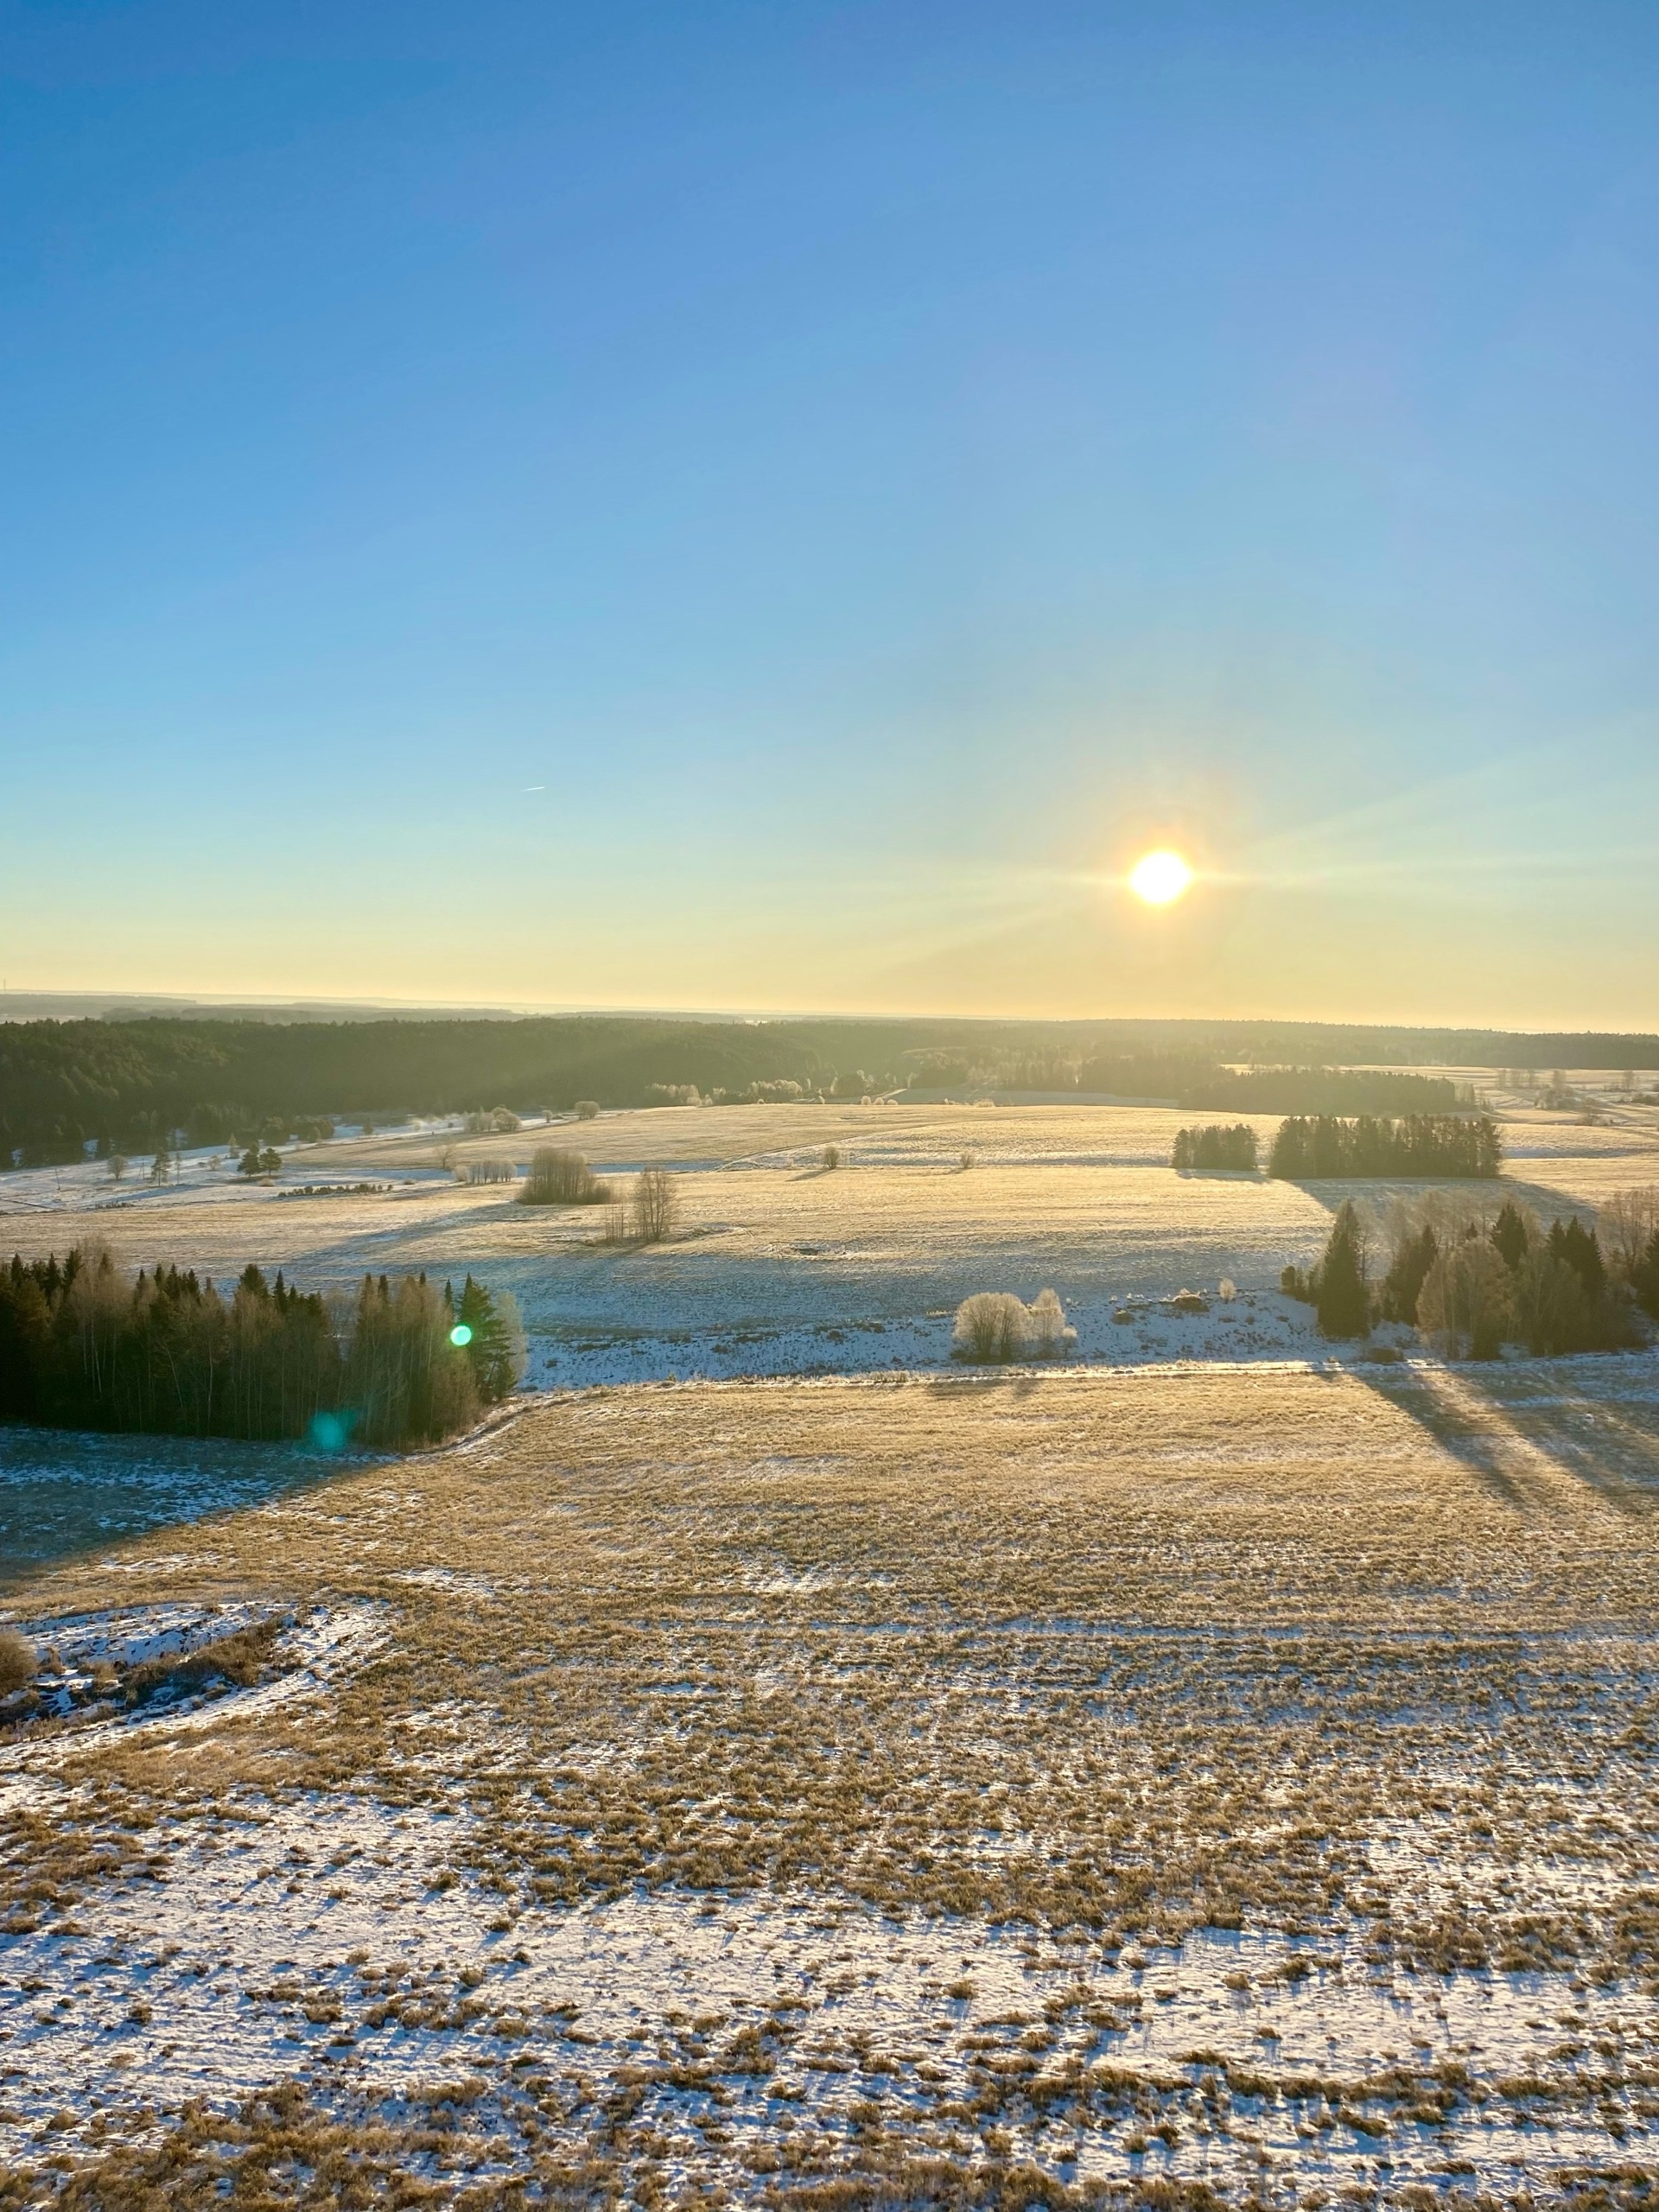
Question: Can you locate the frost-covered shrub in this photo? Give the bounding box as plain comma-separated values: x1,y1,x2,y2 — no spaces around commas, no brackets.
953,1293,1028,1363
955,1292,1084,1353
953,1290,1076,1363
1027,1287,1077,1358
0,1630,35,1697
821,1145,841,1170
522,1147,613,1205
575,1100,601,1121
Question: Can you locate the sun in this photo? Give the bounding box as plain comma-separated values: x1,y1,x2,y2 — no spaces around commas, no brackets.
1128,849,1194,905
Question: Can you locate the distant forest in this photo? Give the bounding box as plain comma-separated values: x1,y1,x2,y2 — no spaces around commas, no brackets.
3,1011,1656,1165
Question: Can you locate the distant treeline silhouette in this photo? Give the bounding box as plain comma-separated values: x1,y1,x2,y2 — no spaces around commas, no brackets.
0,1247,519,1446
1171,1124,1259,1172
0,1017,848,1166
1180,1066,1464,1116
1268,1115,1502,1180
1072,1058,1465,1113
5,1009,1656,1166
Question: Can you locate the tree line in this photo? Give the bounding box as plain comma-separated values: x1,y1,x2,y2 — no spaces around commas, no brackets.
0,1017,842,1166
1268,1115,1502,1179
1171,1124,1259,1171
7,1007,1656,1166
1284,1192,1658,1353
1179,1066,1465,1116
0,1247,520,1446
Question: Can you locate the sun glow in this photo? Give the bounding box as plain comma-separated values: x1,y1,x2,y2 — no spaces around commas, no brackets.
1128,849,1194,906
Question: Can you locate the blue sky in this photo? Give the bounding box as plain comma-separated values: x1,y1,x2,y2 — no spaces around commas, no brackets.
3,1,1657,1022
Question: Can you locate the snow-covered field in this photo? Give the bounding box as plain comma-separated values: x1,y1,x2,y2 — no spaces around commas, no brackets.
4,1092,1656,1391
3,1099,1659,2203
3,1360,1659,2202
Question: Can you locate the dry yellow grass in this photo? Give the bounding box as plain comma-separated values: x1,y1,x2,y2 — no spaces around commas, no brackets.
4,1365,1659,2202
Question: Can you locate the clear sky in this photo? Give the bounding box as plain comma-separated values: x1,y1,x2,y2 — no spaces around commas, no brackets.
3,2,1657,1026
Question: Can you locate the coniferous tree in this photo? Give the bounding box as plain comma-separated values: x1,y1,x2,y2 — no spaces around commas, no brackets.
1171,1124,1257,1172
1491,1202,1531,1272
1549,1217,1605,1302
1268,1115,1501,1179
1315,1202,1370,1338
454,1274,521,1403
1381,1223,1440,1323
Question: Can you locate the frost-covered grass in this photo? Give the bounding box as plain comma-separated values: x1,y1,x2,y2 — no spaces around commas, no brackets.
6,1096,1655,1390
0,1428,373,1591
3,1364,1659,2204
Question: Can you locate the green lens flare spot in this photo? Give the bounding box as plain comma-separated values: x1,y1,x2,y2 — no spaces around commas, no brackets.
449,1323,473,1347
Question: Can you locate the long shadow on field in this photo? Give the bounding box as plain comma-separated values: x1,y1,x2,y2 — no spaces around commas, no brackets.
1277,1173,1593,1229
922,1370,1057,1404
1353,1358,1659,1515
0,1422,376,1590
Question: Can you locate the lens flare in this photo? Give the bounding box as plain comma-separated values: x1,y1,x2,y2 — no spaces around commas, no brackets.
449,1323,473,1347
1128,849,1193,906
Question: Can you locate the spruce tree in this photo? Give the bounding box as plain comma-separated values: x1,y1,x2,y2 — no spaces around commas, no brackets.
454,1274,518,1402
1382,1223,1439,1323
1491,1202,1530,1272
1315,1201,1370,1338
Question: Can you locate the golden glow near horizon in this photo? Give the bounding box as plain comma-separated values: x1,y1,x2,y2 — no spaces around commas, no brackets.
1128,849,1194,906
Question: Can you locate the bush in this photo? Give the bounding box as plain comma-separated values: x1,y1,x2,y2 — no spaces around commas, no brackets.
463,1107,521,1135
521,1148,613,1206
632,1167,679,1244
1171,1124,1257,1172
953,1293,1030,1363
1027,1287,1077,1358
821,1145,841,1170
950,1290,1075,1363
645,1084,701,1108
125,1618,280,1705
575,1100,600,1121
0,1629,35,1697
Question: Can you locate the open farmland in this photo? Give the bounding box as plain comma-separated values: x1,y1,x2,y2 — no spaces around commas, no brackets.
3,1088,1657,1387
3,1363,1659,2205
3,1095,1659,2204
